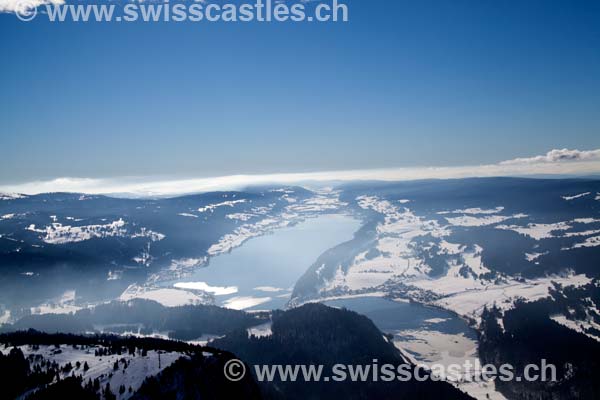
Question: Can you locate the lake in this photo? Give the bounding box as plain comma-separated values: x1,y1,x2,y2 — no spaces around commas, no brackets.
325,296,481,384
161,213,487,393
170,214,361,310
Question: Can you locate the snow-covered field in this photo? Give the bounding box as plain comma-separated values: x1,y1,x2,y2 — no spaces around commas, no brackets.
310,195,596,328
30,290,87,315
25,218,165,245
427,274,590,322
551,314,600,342
119,284,212,307
0,192,26,200
1,344,185,400
394,328,506,400
223,296,272,310
497,217,600,242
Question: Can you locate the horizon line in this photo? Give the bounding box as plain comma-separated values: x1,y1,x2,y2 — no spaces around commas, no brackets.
1,148,600,197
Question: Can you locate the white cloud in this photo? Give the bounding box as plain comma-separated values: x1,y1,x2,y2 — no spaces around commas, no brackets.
501,148,600,165
0,0,63,14
1,148,599,197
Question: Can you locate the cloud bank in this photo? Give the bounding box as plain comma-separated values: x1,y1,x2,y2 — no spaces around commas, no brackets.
500,148,600,165
1,148,599,197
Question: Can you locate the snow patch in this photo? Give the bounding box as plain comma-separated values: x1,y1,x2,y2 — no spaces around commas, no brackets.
525,252,548,262
438,207,504,215
562,192,591,201
31,290,83,315
567,235,600,249
1,344,183,400
119,285,211,307
26,219,165,245
0,192,26,200
445,214,523,227
253,286,285,292
247,321,273,338
496,222,571,240
173,282,238,296
223,296,272,310
197,199,247,213
226,213,256,221
551,315,600,342
177,213,198,218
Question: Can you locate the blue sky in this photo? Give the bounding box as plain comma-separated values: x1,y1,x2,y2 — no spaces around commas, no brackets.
1,0,600,185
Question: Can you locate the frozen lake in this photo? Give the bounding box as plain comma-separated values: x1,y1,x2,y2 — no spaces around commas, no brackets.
170,214,361,310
